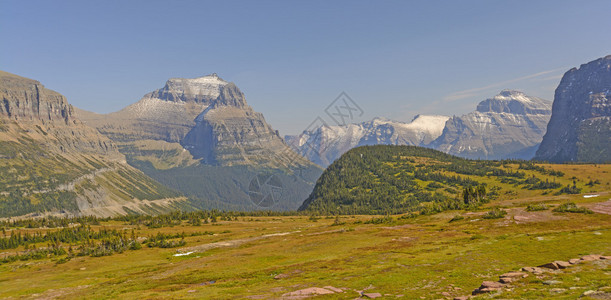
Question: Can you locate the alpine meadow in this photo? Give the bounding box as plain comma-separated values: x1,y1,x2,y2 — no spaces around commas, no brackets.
1,1,610,299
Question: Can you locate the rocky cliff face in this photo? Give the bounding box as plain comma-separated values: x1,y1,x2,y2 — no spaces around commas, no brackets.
182,82,308,167
430,90,552,160
535,55,611,163
0,71,118,156
148,73,227,103
286,115,449,166
0,71,186,218
77,75,226,144
0,71,72,123
77,74,320,211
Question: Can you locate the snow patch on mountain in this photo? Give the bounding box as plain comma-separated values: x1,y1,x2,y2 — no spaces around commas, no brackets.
163,74,228,100
286,115,449,166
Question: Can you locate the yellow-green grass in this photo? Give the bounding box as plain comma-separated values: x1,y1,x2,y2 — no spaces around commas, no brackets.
0,164,610,299
1,206,609,298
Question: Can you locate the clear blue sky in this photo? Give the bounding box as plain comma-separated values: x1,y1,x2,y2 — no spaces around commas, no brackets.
2,0,610,135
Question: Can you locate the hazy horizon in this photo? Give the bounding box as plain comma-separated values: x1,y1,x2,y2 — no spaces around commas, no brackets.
2,0,610,135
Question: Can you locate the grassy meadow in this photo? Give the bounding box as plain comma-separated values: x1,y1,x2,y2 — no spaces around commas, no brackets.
0,163,610,299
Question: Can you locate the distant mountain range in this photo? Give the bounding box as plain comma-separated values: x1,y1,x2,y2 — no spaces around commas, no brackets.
285,115,449,166
2,55,609,218
287,90,552,166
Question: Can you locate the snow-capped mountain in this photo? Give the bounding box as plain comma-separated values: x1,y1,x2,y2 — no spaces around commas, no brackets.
77,73,321,211
431,90,552,160
286,115,450,166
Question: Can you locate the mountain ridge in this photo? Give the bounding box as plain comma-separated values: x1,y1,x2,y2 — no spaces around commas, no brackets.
0,70,188,218
535,55,611,163
286,114,450,167
430,90,551,160
77,73,321,211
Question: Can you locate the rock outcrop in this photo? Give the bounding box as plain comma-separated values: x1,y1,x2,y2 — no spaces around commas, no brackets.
535,55,611,163
286,115,449,167
182,83,305,167
0,70,185,218
0,71,72,123
76,75,225,144
0,70,118,156
77,74,320,211
431,90,552,160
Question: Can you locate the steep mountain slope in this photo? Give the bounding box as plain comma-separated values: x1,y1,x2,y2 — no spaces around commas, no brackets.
78,74,320,211
0,71,187,218
76,75,227,144
286,115,449,167
430,90,551,160
299,145,572,215
182,82,309,167
535,55,611,163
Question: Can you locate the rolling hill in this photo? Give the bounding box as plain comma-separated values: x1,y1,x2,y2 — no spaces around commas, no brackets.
300,145,583,215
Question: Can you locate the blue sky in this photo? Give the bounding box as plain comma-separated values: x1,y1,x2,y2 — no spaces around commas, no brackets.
2,0,610,135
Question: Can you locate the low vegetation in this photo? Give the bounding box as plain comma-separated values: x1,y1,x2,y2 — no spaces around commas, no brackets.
553,202,594,214
526,203,548,211
300,145,603,215
482,208,508,219
0,189,608,299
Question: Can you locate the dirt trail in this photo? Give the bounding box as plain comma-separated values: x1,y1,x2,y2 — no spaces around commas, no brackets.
177,231,299,254
589,199,611,215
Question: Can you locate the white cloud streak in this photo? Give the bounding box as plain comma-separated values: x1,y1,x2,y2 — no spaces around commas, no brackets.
442,67,567,102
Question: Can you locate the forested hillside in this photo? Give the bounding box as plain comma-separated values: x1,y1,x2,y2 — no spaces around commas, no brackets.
300,145,587,215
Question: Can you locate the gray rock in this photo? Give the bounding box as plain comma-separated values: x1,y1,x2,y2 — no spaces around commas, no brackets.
362,292,382,298
182,83,311,168
535,55,611,163
472,281,504,295
431,90,551,160
569,258,581,264
521,266,546,274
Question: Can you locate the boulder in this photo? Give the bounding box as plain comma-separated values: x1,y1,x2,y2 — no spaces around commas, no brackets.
538,261,570,270
568,258,581,264
538,262,560,270
554,261,571,269
500,271,527,278
521,266,546,274
282,287,334,297
580,254,602,261
472,281,504,295
322,286,343,293
363,292,382,299
499,277,514,284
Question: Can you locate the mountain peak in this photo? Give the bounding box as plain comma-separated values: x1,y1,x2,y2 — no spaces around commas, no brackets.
148,73,229,103
477,90,551,114
493,90,531,102
211,82,247,108
498,89,525,97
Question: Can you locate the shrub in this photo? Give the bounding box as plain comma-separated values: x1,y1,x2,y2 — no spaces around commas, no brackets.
552,202,593,214
364,215,393,224
449,215,464,222
482,208,507,219
526,204,548,211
